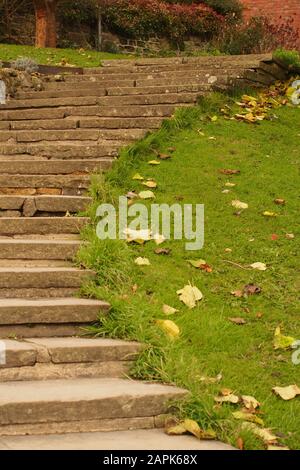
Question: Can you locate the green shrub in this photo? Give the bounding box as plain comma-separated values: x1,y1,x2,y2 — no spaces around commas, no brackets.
273,49,300,69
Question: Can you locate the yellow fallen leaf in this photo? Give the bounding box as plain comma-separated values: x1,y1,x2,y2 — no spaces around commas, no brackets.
232,411,264,426
231,200,248,210
134,257,150,266
177,284,203,309
182,419,202,439
225,182,236,187
157,319,180,339
148,160,160,165
162,304,178,315
188,259,206,268
132,173,144,180
241,395,260,409
198,373,222,384
241,422,277,444
250,262,267,271
210,115,218,122
263,211,278,217
165,423,186,435
215,394,240,404
272,385,300,401
139,190,155,199
142,180,157,189
268,445,289,451
273,326,295,350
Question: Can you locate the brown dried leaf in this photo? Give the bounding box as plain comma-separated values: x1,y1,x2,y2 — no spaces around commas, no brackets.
228,317,247,325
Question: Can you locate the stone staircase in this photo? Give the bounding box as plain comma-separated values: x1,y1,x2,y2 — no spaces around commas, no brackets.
0,55,268,447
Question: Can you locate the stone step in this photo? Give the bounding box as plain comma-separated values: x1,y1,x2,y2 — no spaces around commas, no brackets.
0,429,235,450
83,63,237,75
0,266,95,289
44,79,135,91
0,174,90,190
8,117,162,131
1,92,199,110
99,54,270,67
0,239,80,260
0,217,89,235
0,377,187,435
0,298,109,339
62,69,236,83
0,159,113,174
0,128,148,143
0,195,91,216
0,287,77,299
17,83,209,100
0,104,179,121
0,143,120,159
0,337,141,382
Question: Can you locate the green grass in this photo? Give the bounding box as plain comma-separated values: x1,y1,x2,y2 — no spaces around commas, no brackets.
0,43,129,67
77,93,300,450
273,49,300,70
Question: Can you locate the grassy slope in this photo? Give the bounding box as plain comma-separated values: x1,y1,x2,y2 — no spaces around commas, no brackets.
0,43,129,67
78,95,300,450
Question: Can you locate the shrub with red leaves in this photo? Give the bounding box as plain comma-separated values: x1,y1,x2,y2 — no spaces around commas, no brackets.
101,0,224,44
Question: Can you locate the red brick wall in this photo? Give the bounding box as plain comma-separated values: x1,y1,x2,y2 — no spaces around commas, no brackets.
240,0,300,29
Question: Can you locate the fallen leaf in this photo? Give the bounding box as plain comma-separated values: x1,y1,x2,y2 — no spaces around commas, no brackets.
165,423,186,436
154,248,171,255
256,312,263,319
219,169,240,175
236,437,244,450
199,373,222,384
210,115,218,122
231,290,243,298
131,284,138,293
221,388,233,396
157,319,180,339
273,327,295,350
285,233,294,239
232,200,248,210
215,393,240,404
272,384,300,401
222,189,230,194
267,445,289,451
263,211,278,217
162,304,178,315
241,395,260,410
153,233,166,245
138,190,155,199
274,198,285,205
182,419,202,439
271,234,278,240
177,284,203,309
125,191,138,199
241,422,277,444
124,228,152,244
134,257,150,266
224,248,232,253
158,153,171,160
232,411,264,426
228,317,246,325
188,259,212,272
148,160,160,165
142,180,157,189
244,284,261,295
225,182,236,187
167,146,176,153
132,173,144,181
250,262,267,271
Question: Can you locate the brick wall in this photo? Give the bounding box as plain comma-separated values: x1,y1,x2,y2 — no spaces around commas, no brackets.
240,0,300,30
